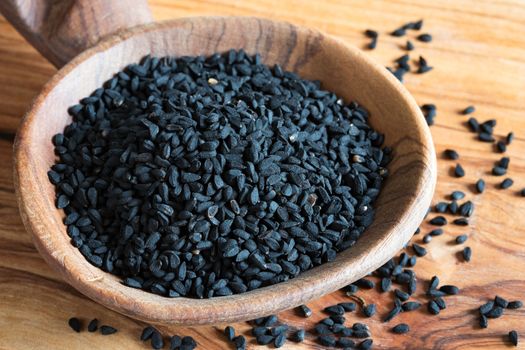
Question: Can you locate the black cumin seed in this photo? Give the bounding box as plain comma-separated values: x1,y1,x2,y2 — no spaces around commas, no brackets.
509,330,518,346
476,179,485,193
392,323,410,334
141,326,157,341
456,235,468,244
496,140,507,153
444,149,459,160
459,201,474,217
402,301,421,311
68,317,81,333
440,285,460,295
451,191,465,200
417,33,432,42
381,277,392,292
324,305,345,316
355,278,375,289
224,326,235,341
500,178,514,189
338,337,355,347
429,216,447,226
365,29,378,38
298,304,312,317
256,335,273,345
100,325,117,335
412,243,427,257
507,301,523,309
428,300,440,315
479,132,495,142
406,40,414,50
87,319,98,332
495,295,509,308
462,247,472,262
383,305,402,322
292,329,305,342
339,302,357,312
506,132,514,145
429,276,440,290
151,331,164,349
479,315,488,328
318,335,337,347
363,304,376,317
423,234,432,243
169,335,182,350
480,301,495,314
454,164,465,177
486,306,504,318
435,202,448,213
453,218,469,226
274,333,286,348
462,106,476,115
359,338,373,350
521,188,525,197
391,27,406,36
429,228,444,236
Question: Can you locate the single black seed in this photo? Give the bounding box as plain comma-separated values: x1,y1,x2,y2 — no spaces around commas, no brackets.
429,276,440,290
428,300,440,315
339,302,357,312
429,229,444,237
480,301,495,315
430,216,447,226
87,319,98,332
509,330,518,347
68,317,81,333
440,285,460,295
402,301,421,311
412,243,427,257
417,56,433,74
274,333,286,348
444,149,459,160
479,132,495,142
454,164,465,178
435,202,448,213
479,315,488,328
417,33,432,42
493,167,507,177
459,201,474,217
462,247,472,262
234,335,247,350
456,235,468,244
141,326,157,341
298,304,312,317
355,278,375,289
381,277,392,292
151,331,164,349
506,132,514,145
500,178,514,189
496,140,507,153
507,301,523,309
391,27,406,37
495,295,509,308
318,335,337,347
453,218,469,226
395,289,410,301
467,117,480,132
450,191,465,200
365,29,378,38
363,304,376,317
475,179,485,193
169,336,182,350
406,40,414,50
521,189,525,197
423,234,432,243
383,305,402,322
462,106,475,115
100,325,118,335
256,335,273,345
292,329,305,342
338,337,356,348
392,323,410,334
324,305,345,316
359,339,373,350
224,326,235,341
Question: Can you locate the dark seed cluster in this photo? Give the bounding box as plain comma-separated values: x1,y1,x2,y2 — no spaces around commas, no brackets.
67,317,118,337
50,50,390,298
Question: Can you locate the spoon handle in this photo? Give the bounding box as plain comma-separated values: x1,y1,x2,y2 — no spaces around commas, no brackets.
0,0,153,68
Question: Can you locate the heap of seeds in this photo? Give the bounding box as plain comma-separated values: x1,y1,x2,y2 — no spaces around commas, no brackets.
49,50,390,298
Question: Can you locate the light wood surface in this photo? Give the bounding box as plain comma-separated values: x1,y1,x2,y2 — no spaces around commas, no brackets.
0,0,524,349
13,16,435,325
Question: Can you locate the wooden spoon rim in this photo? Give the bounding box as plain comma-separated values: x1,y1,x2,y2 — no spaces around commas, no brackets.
14,16,436,325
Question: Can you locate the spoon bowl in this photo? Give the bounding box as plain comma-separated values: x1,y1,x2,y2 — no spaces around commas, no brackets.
13,16,435,325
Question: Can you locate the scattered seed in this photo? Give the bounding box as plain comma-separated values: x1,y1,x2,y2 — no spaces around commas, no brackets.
453,218,469,226
68,317,81,333
224,326,235,341
507,301,523,309
475,179,485,193
444,149,459,160
430,216,447,226
412,243,427,257
456,235,468,244
392,323,410,334
298,304,312,317
87,319,98,333
462,106,475,115
454,164,465,177
463,247,472,262
363,304,377,317
500,178,514,189
509,330,518,347
406,40,414,50
417,33,432,42
100,325,118,335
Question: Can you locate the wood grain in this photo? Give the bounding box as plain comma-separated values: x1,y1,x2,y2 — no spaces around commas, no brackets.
0,0,524,348
13,16,434,324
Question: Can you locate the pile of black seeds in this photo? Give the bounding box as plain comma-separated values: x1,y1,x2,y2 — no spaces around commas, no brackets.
49,50,390,298
68,317,117,336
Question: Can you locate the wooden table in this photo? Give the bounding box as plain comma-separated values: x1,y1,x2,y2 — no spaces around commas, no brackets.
0,1,524,349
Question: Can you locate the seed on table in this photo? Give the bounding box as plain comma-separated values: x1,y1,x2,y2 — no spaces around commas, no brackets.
480,301,495,315
459,201,474,217
402,301,422,311
444,149,459,160
392,323,410,334
68,317,81,333
100,325,117,335
359,338,374,350
500,178,514,189
87,319,98,332
234,335,247,350
467,117,480,132
429,228,444,236
486,306,504,318
428,300,440,315
462,106,476,115
381,277,392,292
406,40,415,50
338,337,356,348
363,304,376,317
435,202,448,213
453,218,469,226
391,27,406,36
454,164,465,177
383,305,402,322
412,243,427,257
495,296,509,308
507,301,523,309
423,234,432,243
479,315,488,328
496,140,507,153
141,326,157,341
418,56,433,74
509,330,518,347
256,335,273,345
439,285,460,295
506,132,514,145
292,329,305,342
430,216,447,226
417,33,433,42
169,336,182,350
475,179,485,193
463,247,472,262
455,235,468,244
318,335,337,347
339,302,357,312
479,132,495,142
355,278,376,289
365,29,378,38
449,200,458,214
324,305,345,316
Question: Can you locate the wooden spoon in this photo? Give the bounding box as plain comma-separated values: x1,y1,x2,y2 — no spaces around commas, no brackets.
3,0,436,325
